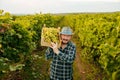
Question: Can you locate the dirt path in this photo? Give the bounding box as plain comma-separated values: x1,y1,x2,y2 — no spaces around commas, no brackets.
73,38,104,80
75,50,86,80
73,38,87,80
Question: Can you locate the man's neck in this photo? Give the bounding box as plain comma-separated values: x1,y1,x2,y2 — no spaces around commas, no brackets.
61,43,67,50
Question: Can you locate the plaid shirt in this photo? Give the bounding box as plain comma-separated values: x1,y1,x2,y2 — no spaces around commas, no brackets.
45,41,76,80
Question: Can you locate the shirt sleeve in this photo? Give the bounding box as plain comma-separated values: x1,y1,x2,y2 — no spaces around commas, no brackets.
57,45,76,63
45,47,54,60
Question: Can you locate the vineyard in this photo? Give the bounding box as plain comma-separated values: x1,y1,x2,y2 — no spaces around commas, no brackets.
0,10,120,80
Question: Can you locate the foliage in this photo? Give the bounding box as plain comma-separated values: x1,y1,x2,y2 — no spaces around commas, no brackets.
71,12,120,79
0,10,35,79
0,10,62,80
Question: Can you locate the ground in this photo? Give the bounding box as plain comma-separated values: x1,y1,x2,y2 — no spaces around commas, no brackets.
73,39,105,80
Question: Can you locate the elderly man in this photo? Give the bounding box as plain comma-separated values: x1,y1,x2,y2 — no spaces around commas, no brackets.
45,27,76,80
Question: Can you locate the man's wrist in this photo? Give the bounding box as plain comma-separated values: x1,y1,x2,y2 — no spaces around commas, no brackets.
55,50,59,55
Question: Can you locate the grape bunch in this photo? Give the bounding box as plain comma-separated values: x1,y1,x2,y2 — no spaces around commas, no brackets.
42,27,60,44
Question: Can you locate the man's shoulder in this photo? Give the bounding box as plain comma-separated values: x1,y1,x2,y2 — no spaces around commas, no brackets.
68,41,76,47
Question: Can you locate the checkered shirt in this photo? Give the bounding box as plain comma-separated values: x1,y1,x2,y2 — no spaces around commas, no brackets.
45,41,76,80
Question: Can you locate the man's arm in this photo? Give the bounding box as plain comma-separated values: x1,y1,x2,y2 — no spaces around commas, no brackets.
45,47,54,60
57,46,76,63
50,42,76,63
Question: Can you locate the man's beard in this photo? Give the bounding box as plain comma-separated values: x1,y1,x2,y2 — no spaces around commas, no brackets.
61,39,69,44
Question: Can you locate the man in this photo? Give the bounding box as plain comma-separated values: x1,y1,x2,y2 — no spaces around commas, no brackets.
45,27,76,80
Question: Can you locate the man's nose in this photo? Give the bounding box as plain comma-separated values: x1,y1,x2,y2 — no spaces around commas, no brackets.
64,36,68,39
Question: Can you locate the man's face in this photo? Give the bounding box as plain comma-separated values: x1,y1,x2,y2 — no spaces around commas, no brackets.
60,34,72,44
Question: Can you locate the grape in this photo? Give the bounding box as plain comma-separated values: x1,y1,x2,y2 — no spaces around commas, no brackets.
41,27,60,47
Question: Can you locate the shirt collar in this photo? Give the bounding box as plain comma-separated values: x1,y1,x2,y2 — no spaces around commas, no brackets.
59,41,71,50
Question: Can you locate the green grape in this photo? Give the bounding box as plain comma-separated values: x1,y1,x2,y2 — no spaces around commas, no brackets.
41,27,59,44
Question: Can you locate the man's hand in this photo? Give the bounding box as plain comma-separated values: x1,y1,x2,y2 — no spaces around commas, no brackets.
50,42,59,55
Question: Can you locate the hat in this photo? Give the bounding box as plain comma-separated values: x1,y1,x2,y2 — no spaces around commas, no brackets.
60,27,73,35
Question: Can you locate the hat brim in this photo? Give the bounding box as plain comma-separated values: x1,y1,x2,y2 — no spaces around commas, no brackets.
59,32,74,35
